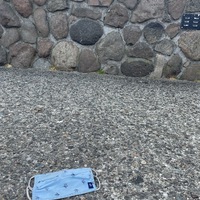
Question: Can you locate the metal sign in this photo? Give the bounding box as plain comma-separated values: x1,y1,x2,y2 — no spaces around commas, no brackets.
181,13,200,30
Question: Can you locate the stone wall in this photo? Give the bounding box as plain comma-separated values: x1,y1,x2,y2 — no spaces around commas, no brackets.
0,0,200,80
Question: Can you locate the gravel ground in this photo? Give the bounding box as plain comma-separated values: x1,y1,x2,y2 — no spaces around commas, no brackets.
0,68,200,200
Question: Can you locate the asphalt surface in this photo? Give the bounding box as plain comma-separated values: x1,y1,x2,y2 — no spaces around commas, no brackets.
0,68,200,200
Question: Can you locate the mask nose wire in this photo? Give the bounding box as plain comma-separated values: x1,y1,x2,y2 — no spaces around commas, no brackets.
92,169,101,191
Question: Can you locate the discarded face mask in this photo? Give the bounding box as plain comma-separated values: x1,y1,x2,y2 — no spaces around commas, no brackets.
26,168,100,200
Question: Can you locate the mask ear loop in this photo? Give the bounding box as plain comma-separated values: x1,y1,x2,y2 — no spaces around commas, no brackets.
26,176,34,200
26,186,32,200
92,169,101,191
95,176,101,191
28,176,34,190
92,169,98,176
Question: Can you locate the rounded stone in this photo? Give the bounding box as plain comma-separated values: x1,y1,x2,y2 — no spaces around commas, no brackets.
33,8,49,37
131,0,165,23
37,38,53,58
186,0,200,12
121,58,154,77
0,2,21,28
51,41,79,71
168,0,187,20
103,61,120,75
123,25,142,46
70,18,103,45
178,31,200,61
12,0,33,18
9,42,36,68
143,22,164,44
33,58,51,70
20,21,37,44
1,28,20,48
180,62,200,81
162,54,182,78
71,7,102,20
166,23,180,39
96,32,124,63
155,39,175,56
50,12,68,40
78,49,100,73
126,42,154,60
104,4,129,28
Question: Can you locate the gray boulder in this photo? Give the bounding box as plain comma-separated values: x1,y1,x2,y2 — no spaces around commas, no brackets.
121,58,154,77
70,18,103,45
37,38,53,58
71,7,102,20
186,0,200,12
104,4,129,28
168,0,187,20
96,32,124,63
123,25,141,46
0,2,21,28
21,21,37,44
9,42,36,68
78,49,100,73
51,41,79,71
126,42,154,60
131,0,165,22
166,23,180,39
155,39,176,56
33,8,49,37
12,0,33,18
33,58,51,70
0,28,20,48
50,12,68,40
180,62,200,81
178,31,200,61
143,22,164,44
162,54,182,78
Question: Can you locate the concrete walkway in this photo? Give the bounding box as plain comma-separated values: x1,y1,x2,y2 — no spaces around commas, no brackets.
0,68,200,200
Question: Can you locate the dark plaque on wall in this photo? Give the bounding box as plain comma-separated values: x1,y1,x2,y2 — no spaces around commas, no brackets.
181,14,200,30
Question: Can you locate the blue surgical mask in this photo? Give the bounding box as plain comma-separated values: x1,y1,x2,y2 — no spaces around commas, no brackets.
26,168,100,200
